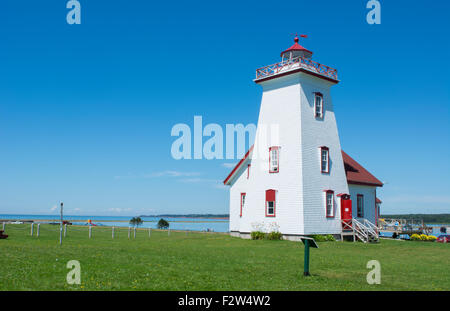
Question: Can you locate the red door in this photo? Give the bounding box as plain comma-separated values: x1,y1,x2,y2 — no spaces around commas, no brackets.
341,195,352,230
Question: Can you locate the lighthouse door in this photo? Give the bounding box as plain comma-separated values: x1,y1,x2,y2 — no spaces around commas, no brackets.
341,195,352,231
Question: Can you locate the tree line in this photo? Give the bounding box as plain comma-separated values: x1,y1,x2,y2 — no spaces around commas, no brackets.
381,214,450,224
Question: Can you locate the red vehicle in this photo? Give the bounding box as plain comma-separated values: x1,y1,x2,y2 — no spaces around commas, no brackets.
436,235,449,243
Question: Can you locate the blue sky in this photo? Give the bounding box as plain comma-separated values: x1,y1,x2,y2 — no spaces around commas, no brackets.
0,0,449,216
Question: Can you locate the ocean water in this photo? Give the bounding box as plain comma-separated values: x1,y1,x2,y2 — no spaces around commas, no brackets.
1,214,448,236
0,214,230,232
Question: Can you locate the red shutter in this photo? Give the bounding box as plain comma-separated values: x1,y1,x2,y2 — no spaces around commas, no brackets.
266,189,276,202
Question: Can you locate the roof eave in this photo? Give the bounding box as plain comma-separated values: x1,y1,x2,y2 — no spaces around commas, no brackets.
347,180,384,187
223,146,254,185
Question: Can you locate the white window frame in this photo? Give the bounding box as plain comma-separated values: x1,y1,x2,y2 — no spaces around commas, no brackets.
325,191,334,217
357,194,364,218
320,147,329,173
314,93,323,118
240,193,246,217
269,147,279,173
265,189,276,217
266,201,275,216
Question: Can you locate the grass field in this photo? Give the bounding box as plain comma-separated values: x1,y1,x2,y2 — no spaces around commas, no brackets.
1,224,449,291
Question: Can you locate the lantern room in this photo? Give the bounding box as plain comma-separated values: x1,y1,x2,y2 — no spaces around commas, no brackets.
280,36,313,61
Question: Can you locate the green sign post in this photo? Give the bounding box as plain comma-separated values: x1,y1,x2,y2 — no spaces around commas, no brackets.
300,237,318,276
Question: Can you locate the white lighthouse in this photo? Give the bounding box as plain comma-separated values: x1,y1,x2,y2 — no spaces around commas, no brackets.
224,36,383,241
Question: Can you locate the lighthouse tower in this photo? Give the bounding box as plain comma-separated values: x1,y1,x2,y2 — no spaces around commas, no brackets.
224,36,350,239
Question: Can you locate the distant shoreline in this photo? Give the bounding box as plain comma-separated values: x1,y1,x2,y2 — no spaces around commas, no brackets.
2,213,448,223
0,214,230,224
139,214,229,220
0,219,228,223
381,213,450,224
0,214,230,220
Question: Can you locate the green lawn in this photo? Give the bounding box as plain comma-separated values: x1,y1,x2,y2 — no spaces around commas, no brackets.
1,224,449,291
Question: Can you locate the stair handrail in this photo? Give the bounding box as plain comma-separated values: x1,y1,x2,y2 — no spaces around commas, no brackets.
341,219,353,231
363,219,379,239
352,218,369,242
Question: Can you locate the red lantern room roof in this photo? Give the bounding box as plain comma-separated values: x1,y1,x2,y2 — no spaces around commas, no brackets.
280,36,313,57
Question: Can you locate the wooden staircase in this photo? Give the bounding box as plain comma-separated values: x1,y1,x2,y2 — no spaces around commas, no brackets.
341,219,379,243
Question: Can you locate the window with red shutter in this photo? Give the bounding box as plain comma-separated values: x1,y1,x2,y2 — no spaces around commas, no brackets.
265,189,276,217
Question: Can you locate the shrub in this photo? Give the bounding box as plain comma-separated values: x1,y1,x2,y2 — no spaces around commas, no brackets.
267,231,283,240
410,234,421,241
310,235,326,242
427,235,437,242
410,233,436,242
129,217,143,227
251,231,266,240
157,218,169,229
251,231,283,240
310,234,335,242
325,234,336,242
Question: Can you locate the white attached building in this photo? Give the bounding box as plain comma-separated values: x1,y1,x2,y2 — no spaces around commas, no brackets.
223,37,383,241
